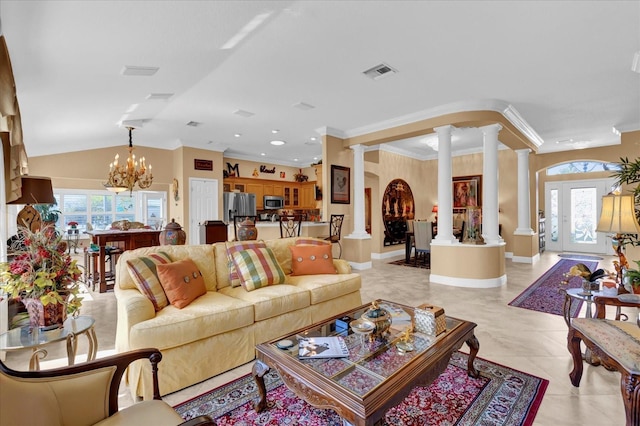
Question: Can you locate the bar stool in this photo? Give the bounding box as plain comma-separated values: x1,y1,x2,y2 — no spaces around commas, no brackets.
83,246,123,291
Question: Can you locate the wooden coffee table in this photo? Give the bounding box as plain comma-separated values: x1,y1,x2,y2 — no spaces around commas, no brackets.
253,300,479,426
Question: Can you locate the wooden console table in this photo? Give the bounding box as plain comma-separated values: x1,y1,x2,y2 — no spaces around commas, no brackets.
86,229,160,292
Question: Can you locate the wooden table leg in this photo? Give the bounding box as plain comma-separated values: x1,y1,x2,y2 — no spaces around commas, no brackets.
99,245,107,293
465,334,480,378
253,360,270,412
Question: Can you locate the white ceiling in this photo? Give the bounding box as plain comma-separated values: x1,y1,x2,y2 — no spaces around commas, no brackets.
1,1,639,167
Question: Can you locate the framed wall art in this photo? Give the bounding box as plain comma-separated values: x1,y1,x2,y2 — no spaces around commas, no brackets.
331,165,350,204
452,175,481,209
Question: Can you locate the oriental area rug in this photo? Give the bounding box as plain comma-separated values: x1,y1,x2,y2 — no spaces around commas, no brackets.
174,352,548,426
508,259,598,316
388,257,430,269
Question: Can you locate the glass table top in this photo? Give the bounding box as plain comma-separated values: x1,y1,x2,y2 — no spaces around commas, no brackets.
0,316,95,351
270,301,463,397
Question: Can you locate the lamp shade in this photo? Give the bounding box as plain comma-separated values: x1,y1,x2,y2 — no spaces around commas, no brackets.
6,175,55,205
596,194,640,234
432,205,438,213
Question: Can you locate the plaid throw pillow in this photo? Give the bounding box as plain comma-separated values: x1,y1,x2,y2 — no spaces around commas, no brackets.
225,241,267,287
231,247,286,292
126,252,173,311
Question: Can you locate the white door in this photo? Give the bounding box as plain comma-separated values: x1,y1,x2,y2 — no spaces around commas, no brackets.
189,178,218,244
545,178,614,254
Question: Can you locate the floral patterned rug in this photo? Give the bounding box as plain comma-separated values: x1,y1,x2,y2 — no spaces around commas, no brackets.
388,257,430,269
508,259,598,316
174,352,548,425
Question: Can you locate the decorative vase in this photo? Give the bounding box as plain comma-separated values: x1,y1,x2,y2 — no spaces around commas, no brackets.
363,301,392,341
159,218,187,245
22,298,67,330
237,218,258,241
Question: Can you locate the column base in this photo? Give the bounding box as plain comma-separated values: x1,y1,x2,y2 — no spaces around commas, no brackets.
343,235,372,270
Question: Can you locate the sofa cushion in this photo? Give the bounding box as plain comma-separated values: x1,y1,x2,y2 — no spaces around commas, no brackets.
231,247,286,291
290,244,337,276
219,284,310,321
296,237,331,246
285,273,362,305
156,258,207,309
264,237,297,274
126,252,173,311
129,292,255,349
225,240,266,287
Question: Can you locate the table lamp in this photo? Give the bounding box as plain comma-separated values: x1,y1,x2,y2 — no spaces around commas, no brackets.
432,205,438,222
595,194,640,285
7,175,56,232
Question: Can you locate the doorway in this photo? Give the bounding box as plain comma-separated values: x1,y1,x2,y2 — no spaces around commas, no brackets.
189,178,219,244
545,178,614,254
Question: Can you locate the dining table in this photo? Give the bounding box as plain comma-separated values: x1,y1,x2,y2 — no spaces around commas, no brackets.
85,229,161,292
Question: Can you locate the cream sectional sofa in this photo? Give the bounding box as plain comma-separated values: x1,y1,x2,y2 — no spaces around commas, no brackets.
114,237,362,399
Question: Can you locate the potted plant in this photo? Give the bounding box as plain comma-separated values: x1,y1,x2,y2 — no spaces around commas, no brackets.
34,202,62,225
623,260,640,294
0,225,82,329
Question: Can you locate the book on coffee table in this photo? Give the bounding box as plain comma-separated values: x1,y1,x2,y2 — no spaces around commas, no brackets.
298,336,349,359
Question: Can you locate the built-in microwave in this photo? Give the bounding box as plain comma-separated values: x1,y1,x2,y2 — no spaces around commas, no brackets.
264,195,285,210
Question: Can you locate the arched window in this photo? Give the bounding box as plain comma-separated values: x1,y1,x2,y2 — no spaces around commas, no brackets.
547,161,620,176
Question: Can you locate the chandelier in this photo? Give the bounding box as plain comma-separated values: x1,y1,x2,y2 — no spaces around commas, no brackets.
104,127,153,194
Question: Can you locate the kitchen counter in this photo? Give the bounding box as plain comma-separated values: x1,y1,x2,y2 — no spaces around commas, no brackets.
227,221,328,241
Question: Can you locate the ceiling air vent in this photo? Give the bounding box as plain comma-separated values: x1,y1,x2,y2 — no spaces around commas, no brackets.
146,93,174,100
233,109,255,118
363,63,398,80
121,66,159,76
293,102,315,111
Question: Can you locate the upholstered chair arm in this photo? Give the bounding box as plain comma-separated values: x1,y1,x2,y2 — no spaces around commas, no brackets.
593,295,640,322
114,287,156,352
0,348,163,425
333,259,352,274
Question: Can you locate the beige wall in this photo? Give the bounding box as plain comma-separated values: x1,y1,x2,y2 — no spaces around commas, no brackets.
24,129,639,257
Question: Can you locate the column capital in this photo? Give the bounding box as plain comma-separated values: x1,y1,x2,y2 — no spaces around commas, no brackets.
480,123,502,134
433,124,455,134
349,144,365,154
515,148,532,156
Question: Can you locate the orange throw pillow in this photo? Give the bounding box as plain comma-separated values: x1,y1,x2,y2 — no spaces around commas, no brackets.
156,258,207,309
289,244,337,276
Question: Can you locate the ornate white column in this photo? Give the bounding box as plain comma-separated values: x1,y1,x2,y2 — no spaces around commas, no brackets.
433,125,456,243
481,124,502,244
347,144,369,238
515,149,534,235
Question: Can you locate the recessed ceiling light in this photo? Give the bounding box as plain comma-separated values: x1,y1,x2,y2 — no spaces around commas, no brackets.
121,66,159,76
234,133,241,138
293,159,298,162
261,152,266,156
310,137,317,141
271,129,279,134
270,140,285,146
313,157,318,161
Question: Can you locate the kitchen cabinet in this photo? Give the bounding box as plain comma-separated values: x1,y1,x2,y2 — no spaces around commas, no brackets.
301,183,315,208
263,184,284,197
284,186,300,208
246,183,264,209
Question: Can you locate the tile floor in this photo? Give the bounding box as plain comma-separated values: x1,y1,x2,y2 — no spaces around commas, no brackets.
3,251,635,425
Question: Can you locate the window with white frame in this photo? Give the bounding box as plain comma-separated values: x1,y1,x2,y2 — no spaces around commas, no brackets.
52,190,166,231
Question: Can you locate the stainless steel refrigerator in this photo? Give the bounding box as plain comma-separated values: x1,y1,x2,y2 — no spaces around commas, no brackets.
223,192,257,224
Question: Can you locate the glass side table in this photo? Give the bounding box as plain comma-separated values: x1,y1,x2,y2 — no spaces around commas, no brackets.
0,315,97,370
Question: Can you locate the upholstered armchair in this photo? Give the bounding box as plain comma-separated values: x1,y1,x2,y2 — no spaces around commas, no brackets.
0,348,216,426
